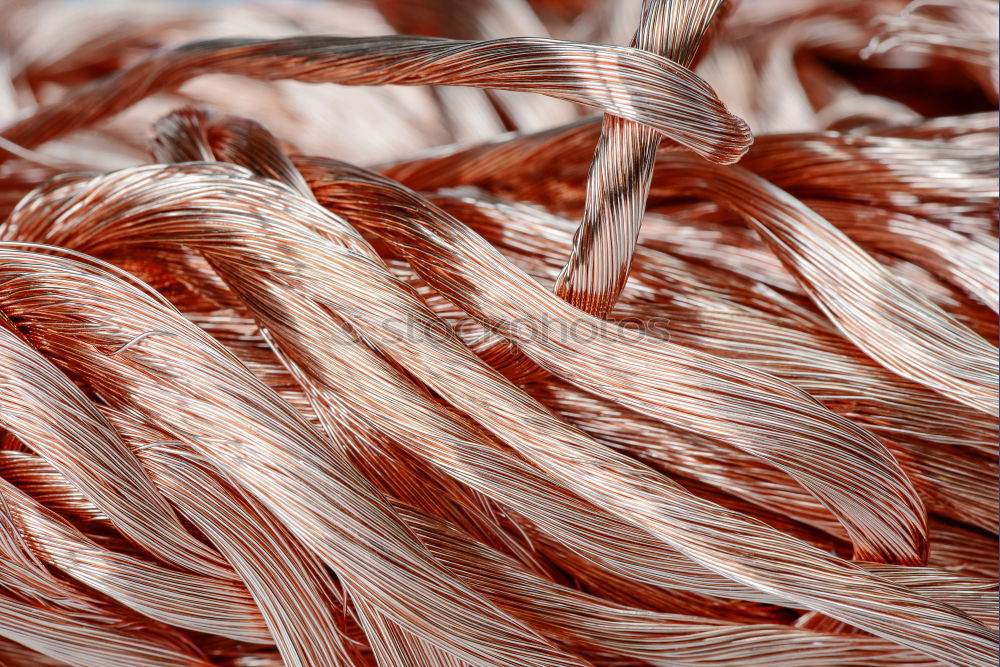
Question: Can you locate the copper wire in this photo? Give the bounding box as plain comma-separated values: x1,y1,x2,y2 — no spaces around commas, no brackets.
0,1,996,666
555,0,728,317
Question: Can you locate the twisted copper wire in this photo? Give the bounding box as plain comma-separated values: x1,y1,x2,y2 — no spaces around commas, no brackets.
6,156,997,663
555,0,728,317
0,34,750,165
4,414,996,662
0,319,232,579
296,158,933,561
0,1,996,666
422,189,997,529
643,154,998,415
636,202,999,337
5,162,796,606
864,0,999,102
0,245,584,667
382,129,999,414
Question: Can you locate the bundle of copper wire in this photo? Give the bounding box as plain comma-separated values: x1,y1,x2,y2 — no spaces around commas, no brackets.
0,0,996,665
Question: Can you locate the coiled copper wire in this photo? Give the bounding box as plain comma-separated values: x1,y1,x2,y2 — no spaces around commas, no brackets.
0,1,996,666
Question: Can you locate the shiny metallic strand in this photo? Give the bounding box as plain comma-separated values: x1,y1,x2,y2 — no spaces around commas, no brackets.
390,130,998,414
0,471,272,643
644,153,998,415
114,414,353,667
374,0,579,136
555,0,728,317
298,158,933,562
6,161,996,664
0,319,233,580
147,115,763,601
4,416,994,664
176,117,996,660
0,595,210,667
0,246,584,667
422,190,997,529
131,112,804,606
863,0,999,102
292,163,988,664
4,160,797,608
635,202,999,340
401,505,938,666
0,34,751,166
0,1,996,666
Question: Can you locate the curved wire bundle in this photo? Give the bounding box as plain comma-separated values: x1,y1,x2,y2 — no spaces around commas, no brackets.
0,0,996,666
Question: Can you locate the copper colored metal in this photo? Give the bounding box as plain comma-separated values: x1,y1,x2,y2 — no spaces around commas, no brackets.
0,1,996,666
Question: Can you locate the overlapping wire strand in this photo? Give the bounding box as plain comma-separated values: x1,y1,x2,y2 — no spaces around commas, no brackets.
0,0,996,666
